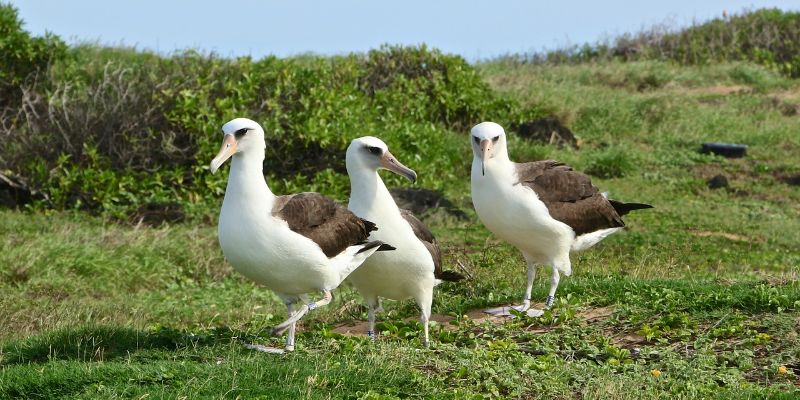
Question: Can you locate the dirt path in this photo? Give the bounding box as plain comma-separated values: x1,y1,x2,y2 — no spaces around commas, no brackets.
331,305,618,336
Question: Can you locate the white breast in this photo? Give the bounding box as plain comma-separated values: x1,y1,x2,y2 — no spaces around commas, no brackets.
218,200,338,295
347,196,435,301
471,159,574,264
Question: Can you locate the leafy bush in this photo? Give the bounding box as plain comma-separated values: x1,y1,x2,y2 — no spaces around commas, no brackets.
1,24,538,218
0,3,65,108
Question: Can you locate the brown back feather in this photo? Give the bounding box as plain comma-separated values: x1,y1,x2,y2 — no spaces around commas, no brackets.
515,160,624,235
273,192,377,258
399,209,464,282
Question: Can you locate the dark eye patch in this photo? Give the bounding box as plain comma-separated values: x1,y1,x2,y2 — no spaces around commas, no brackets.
473,136,480,144
365,146,383,156
234,127,250,138
492,135,500,143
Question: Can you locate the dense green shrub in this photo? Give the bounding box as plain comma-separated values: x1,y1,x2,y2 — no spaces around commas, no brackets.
1,23,538,218
0,3,65,108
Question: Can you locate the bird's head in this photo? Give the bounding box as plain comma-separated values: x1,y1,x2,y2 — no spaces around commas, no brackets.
470,121,508,175
346,136,417,183
209,118,266,173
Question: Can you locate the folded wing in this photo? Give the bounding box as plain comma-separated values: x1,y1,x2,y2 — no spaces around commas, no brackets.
273,192,378,257
515,160,624,235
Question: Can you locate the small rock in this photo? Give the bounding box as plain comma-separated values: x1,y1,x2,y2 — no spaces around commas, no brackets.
514,117,578,148
389,188,467,220
708,175,729,189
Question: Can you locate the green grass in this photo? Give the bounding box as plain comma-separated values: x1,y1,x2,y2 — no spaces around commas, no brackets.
2,60,800,398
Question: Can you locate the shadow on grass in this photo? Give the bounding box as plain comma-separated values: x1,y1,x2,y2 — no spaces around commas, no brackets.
0,325,242,365
0,326,425,400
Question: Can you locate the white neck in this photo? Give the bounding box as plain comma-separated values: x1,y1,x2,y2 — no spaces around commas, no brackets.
223,148,274,210
472,152,515,185
347,167,399,217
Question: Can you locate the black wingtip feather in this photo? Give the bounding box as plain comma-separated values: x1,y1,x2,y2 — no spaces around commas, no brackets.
361,219,378,234
377,243,396,251
610,200,654,216
436,270,466,282
356,240,394,254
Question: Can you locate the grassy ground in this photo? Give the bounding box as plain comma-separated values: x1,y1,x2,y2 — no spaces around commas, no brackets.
2,61,799,398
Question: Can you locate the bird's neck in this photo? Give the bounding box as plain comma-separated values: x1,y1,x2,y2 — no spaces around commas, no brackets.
348,168,398,217
472,154,515,185
224,149,274,208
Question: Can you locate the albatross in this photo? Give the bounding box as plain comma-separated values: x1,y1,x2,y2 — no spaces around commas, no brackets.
469,122,652,316
346,137,465,347
210,118,393,352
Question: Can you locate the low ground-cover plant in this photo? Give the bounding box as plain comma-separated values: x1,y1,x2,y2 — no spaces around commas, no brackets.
501,8,800,78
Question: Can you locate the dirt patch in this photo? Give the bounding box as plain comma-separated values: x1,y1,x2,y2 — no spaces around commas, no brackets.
690,230,750,242
684,85,749,96
768,96,800,116
691,161,796,201
612,333,648,349
330,308,510,336
331,305,617,336
769,88,800,102
582,306,615,322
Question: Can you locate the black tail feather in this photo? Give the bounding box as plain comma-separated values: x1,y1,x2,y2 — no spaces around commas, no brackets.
436,270,466,282
609,200,653,216
356,240,395,254
377,243,396,251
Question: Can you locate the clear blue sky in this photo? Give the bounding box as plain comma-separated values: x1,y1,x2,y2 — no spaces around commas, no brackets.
10,1,799,60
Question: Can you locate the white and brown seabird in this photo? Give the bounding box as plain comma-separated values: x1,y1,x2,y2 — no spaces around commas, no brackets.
346,137,465,347
210,118,393,352
469,122,652,316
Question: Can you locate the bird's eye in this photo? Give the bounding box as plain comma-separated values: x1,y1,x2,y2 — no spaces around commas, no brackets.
473,136,480,144
234,128,249,138
366,146,382,155
492,136,500,143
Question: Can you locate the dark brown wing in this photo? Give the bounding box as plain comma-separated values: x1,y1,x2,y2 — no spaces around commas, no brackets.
273,192,377,258
400,209,464,282
515,160,624,235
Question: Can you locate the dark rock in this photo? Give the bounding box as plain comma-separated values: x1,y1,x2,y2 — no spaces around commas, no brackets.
389,188,468,220
708,175,729,189
700,142,747,158
778,173,800,186
129,202,185,226
0,171,50,208
514,117,578,148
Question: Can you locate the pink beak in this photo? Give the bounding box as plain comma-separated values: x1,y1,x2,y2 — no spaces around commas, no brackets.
480,139,491,176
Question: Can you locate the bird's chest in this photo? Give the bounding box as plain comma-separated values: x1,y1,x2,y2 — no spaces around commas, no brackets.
472,173,564,249
473,176,534,224
218,204,326,291
356,208,430,262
